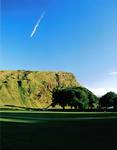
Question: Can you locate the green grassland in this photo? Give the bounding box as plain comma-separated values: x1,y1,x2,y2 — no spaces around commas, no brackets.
0,111,117,150
0,111,117,123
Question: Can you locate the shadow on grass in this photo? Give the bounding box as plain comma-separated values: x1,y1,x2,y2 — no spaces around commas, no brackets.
0,118,117,150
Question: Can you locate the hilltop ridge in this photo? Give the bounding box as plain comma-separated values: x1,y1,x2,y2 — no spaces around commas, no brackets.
0,70,79,109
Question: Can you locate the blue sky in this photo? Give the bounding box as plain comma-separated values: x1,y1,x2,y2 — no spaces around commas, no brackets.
1,0,117,95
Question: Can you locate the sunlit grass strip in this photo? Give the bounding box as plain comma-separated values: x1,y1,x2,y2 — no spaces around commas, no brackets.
0,114,117,124
0,111,117,117
0,110,117,114
0,118,33,123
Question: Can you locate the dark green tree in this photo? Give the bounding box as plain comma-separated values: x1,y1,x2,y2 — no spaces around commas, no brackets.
88,93,98,109
113,96,117,110
52,88,67,109
99,92,117,110
72,87,99,109
52,86,98,110
75,89,88,109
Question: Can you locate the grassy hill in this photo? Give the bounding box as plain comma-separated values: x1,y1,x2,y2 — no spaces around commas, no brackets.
0,70,79,109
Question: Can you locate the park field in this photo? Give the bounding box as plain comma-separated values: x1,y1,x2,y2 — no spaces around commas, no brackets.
0,111,117,150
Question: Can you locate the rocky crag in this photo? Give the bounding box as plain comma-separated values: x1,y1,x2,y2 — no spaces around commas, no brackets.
0,70,79,109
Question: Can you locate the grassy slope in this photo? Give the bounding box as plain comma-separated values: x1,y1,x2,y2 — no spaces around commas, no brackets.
0,111,117,150
0,70,79,108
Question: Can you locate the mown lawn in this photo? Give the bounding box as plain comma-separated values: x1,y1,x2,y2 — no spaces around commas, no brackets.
0,111,117,150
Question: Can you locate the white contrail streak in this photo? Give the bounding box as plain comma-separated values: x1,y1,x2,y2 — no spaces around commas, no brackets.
30,11,45,38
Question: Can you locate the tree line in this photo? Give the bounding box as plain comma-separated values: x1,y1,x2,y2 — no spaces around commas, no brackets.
51,87,117,111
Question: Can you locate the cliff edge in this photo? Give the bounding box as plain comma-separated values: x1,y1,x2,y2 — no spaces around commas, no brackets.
0,70,80,108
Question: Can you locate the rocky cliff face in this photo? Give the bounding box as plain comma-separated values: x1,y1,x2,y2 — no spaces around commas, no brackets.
0,70,79,108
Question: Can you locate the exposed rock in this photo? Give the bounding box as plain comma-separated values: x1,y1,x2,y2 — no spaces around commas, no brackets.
0,70,80,108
